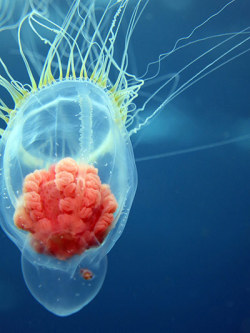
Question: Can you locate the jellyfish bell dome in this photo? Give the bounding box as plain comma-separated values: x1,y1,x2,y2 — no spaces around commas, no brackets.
0,79,137,316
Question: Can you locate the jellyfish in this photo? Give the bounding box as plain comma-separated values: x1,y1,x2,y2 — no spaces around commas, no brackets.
0,0,249,317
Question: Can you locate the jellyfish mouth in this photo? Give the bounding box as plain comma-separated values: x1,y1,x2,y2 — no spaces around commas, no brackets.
14,157,118,260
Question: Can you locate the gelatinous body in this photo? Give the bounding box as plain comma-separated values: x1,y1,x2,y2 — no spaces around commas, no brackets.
0,80,137,316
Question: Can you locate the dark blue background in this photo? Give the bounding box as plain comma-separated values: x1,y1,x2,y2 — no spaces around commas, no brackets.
0,0,249,332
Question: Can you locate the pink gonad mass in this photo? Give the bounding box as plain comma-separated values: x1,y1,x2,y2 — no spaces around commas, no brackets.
14,158,117,260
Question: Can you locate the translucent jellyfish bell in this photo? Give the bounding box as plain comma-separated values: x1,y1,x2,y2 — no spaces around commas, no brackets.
0,79,137,316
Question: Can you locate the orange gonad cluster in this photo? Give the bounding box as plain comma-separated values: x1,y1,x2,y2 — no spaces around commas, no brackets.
14,158,118,260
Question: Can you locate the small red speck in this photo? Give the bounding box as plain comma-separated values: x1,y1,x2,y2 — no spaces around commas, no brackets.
80,268,93,280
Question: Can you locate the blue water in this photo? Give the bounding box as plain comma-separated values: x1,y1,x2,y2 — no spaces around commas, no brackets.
0,0,249,332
